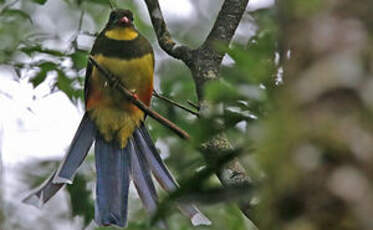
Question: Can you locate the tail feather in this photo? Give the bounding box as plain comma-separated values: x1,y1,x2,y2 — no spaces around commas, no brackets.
94,133,130,228
54,113,96,184
22,171,64,208
23,114,211,226
130,136,168,229
23,113,95,207
135,125,211,226
135,127,176,190
129,137,158,213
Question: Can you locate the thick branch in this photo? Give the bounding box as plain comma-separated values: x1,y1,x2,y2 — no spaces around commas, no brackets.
201,134,254,218
143,0,193,65
202,0,249,63
191,3,253,214
190,0,250,100
88,56,190,140
143,0,254,222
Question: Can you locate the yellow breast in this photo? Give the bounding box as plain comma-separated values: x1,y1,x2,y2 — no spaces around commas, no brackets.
104,27,138,41
87,53,154,148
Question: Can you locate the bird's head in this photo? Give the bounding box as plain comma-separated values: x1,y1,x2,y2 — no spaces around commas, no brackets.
107,9,134,28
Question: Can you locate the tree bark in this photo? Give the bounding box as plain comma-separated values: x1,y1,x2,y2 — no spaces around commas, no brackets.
144,0,254,221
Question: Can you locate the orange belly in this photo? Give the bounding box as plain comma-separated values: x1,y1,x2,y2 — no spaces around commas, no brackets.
86,54,154,148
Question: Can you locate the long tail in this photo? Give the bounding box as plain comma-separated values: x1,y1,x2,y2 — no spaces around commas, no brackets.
24,115,210,227
130,136,167,228
129,137,158,214
133,124,211,226
94,124,210,228
23,113,96,207
94,133,130,227
94,135,163,228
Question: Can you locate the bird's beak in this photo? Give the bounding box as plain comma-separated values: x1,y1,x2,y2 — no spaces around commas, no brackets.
120,16,130,24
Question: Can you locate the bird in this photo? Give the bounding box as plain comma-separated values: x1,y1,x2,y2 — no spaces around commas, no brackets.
23,9,210,228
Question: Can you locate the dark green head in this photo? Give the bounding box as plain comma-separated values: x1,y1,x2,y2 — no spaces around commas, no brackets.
107,9,134,28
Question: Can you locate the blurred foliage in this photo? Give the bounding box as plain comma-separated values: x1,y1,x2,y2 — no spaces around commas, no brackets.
32,0,47,4
66,174,94,226
255,0,373,230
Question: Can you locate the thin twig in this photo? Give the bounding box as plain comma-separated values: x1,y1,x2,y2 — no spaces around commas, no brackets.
88,56,190,140
64,10,85,54
153,90,199,117
187,100,200,111
73,11,85,49
77,11,84,31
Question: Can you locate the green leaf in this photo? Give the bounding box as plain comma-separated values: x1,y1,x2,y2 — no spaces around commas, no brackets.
65,174,94,226
31,62,57,87
205,80,243,103
80,0,111,5
70,49,88,70
1,9,33,23
21,45,65,57
31,0,47,5
224,205,248,230
57,71,82,100
224,106,256,127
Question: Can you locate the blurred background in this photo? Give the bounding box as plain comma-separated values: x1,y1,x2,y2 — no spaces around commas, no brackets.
1,0,372,230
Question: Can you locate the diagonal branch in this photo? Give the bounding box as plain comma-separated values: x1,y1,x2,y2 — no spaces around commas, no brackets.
191,0,250,100
143,0,193,66
88,56,190,140
202,0,250,65
153,90,200,117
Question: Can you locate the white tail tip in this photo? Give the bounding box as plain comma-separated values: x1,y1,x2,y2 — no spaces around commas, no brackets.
191,212,212,226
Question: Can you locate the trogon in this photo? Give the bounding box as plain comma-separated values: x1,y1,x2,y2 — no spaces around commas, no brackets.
23,9,210,228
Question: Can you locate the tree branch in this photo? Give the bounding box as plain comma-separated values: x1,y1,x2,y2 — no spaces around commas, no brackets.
153,90,199,117
143,0,193,66
143,0,254,223
88,56,190,140
201,134,254,219
191,0,250,100
202,0,249,63
187,100,201,111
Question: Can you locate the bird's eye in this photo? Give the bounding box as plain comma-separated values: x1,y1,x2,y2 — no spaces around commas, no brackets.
109,13,116,22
